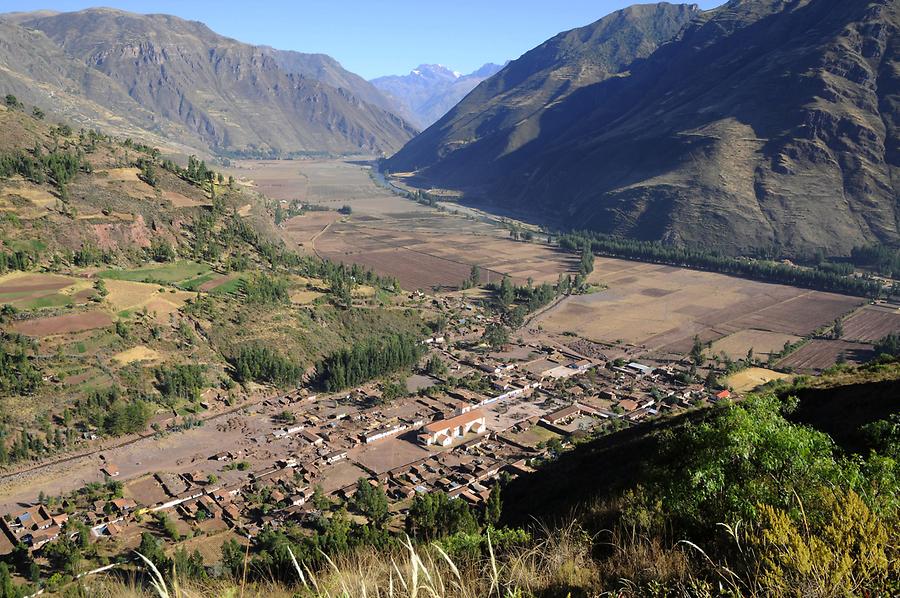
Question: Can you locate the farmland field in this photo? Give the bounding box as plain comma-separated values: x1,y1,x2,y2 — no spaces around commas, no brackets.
226,159,576,290
532,258,864,354
224,159,432,210
11,311,113,336
99,260,210,285
316,219,576,290
220,158,871,379
710,330,801,360
840,305,900,342
776,340,875,373
112,345,162,364
103,279,192,321
0,271,94,309
725,367,793,392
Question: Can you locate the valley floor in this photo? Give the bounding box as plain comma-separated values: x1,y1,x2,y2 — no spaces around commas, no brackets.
3,157,899,594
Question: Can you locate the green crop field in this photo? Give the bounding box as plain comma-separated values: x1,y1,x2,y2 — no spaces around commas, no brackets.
99,260,211,285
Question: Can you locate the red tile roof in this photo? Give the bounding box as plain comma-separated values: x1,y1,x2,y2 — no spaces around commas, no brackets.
423,409,485,434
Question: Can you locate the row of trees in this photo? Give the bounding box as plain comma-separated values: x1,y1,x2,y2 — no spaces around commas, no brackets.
316,333,423,391
72,387,151,437
0,145,85,198
0,250,36,274
0,332,41,395
240,274,290,305
874,333,900,358
558,231,882,297
228,345,302,386
850,244,900,279
155,365,206,402
221,480,505,585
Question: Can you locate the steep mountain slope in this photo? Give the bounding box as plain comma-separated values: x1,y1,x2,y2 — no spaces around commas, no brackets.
0,18,195,151
5,8,417,156
263,48,398,113
388,3,699,170
371,63,504,128
388,0,900,257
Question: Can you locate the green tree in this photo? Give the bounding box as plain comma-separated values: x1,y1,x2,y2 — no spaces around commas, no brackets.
690,335,704,365
425,355,447,377
579,242,595,276
149,238,175,262
469,265,481,287
832,318,844,339
312,484,331,511
874,333,900,357
172,547,206,580
43,534,81,575
651,394,850,530
0,562,18,598
137,532,169,571
351,478,390,527
139,160,158,187
482,323,509,350
406,491,478,541
498,275,515,306
484,485,502,527
220,538,245,579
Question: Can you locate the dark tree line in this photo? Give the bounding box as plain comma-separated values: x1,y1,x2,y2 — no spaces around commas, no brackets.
0,332,41,395
558,232,882,297
72,242,114,267
405,490,479,541
850,244,900,279
316,333,423,391
0,250,36,274
229,345,302,386
73,387,150,437
874,333,900,358
240,274,290,305
0,145,86,198
155,364,206,402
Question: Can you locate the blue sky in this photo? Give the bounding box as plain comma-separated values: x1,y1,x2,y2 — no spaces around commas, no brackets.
5,1,724,79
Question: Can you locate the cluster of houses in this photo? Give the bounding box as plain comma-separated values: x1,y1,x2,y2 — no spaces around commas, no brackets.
0,296,730,560
0,506,68,552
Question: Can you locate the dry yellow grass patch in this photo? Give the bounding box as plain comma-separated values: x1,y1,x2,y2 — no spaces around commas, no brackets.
726,367,792,393
105,167,141,182
112,345,161,365
0,271,40,285
104,279,192,321
1,180,57,208
238,203,252,216
163,190,207,207
143,296,190,321
291,276,327,290
104,167,156,199
290,290,323,305
353,285,376,298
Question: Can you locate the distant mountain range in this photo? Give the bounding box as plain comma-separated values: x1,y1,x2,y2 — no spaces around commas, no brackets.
0,8,418,156
387,0,900,257
371,63,504,128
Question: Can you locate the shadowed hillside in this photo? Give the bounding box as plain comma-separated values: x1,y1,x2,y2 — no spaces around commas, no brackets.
0,8,418,156
388,0,900,257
